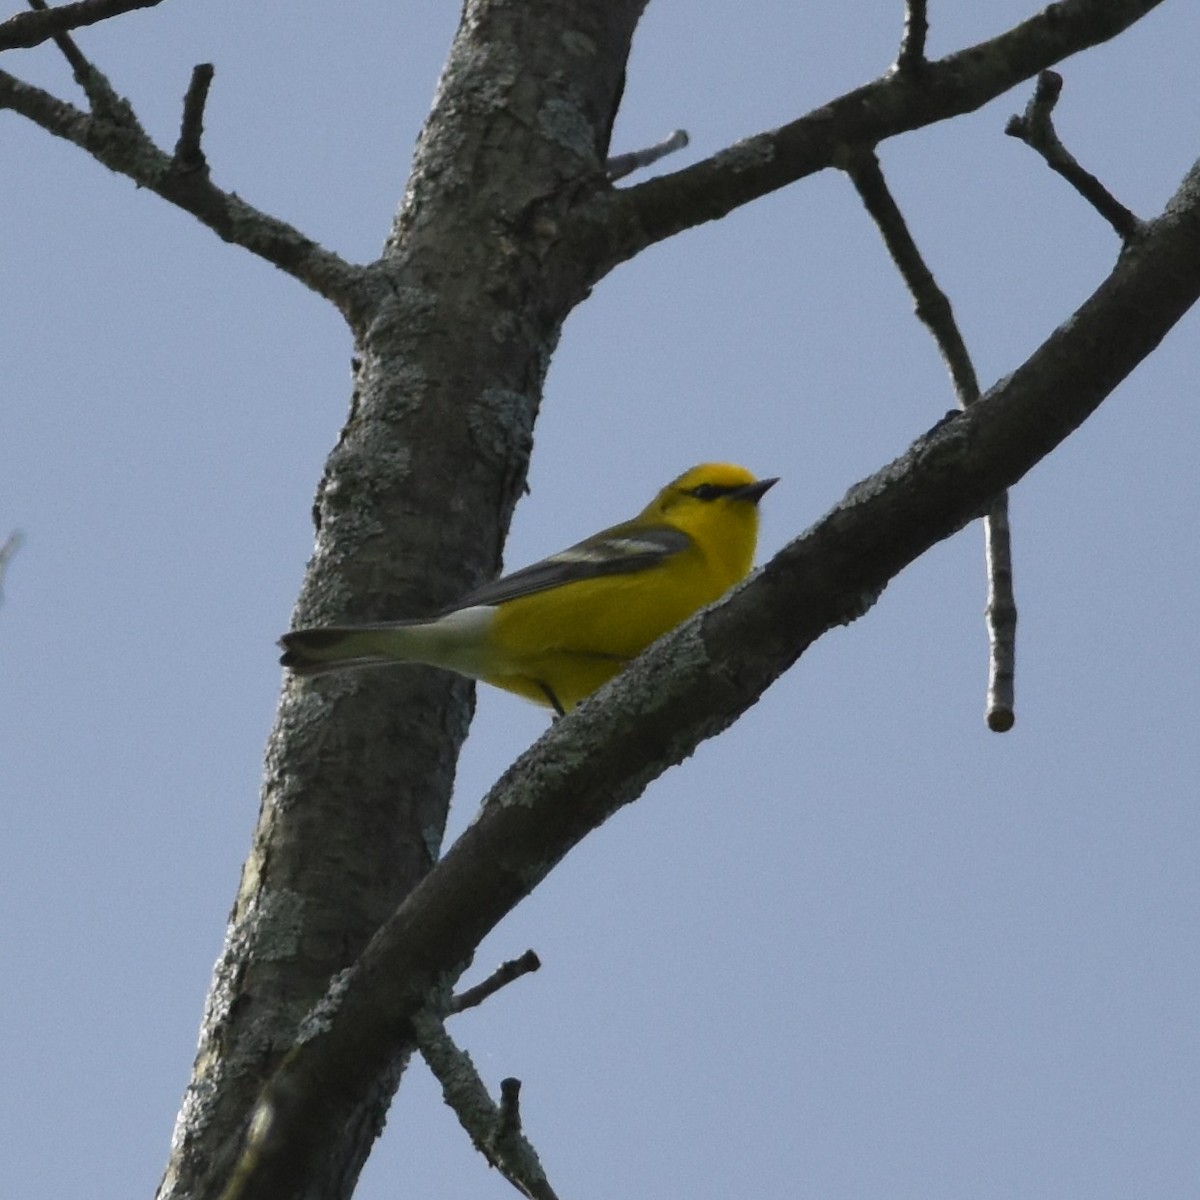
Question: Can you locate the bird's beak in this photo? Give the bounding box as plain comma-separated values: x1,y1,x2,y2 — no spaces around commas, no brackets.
733,477,778,505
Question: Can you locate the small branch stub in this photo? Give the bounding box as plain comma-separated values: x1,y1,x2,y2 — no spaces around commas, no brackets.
495,1078,524,1146
450,950,541,1015
173,63,214,173
607,128,689,182
897,0,929,73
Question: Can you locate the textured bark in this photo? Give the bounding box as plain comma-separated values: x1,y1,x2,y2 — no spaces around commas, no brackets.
157,3,644,1199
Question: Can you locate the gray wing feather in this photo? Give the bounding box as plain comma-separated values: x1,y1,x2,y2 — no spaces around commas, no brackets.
451,525,691,610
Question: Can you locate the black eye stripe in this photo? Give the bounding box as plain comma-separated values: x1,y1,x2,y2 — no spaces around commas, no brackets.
689,483,734,501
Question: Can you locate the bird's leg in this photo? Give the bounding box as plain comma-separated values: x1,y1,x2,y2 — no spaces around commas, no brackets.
536,682,566,718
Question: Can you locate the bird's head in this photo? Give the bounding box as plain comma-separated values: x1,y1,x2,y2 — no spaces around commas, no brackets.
644,463,778,521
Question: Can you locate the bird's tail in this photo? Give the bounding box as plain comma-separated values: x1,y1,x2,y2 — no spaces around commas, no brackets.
279,607,494,679
279,623,425,677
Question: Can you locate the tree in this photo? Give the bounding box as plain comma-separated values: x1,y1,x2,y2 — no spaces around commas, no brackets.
4,2,1198,1199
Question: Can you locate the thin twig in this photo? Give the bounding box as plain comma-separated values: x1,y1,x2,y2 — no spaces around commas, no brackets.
983,495,1016,731
0,531,25,606
0,0,167,53
25,0,89,79
172,63,214,173
844,147,1016,731
606,128,689,182
411,1009,561,1200
897,0,928,73
1006,71,1141,241
450,950,541,1015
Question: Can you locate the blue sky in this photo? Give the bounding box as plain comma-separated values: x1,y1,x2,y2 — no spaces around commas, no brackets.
4,3,1199,1198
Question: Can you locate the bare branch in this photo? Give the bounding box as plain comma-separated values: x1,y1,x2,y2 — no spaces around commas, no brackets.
172,63,214,173
0,531,24,606
593,0,1165,270
843,147,1017,730
410,1010,561,1200
24,0,89,82
1006,70,1141,240
983,495,1017,731
843,149,978,402
606,128,689,182
0,0,166,52
0,68,374,323
495,1079,527,1157
896,0,928,73
212,155,1200,1200
450,950,542,1015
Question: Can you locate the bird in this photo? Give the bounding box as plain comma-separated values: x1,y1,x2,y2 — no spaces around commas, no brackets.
279,462,776,715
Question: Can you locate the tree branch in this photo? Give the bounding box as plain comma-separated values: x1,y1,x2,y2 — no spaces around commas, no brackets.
217,152,1200,1200
1006,70,1141,240
896,0,928,73
843,147,1016,730
450,950,542,1015
589,0,1164,269
411,1010,561,1200
172,62,214,173
606,128,689,182
0,67,375,323
0,0,166,52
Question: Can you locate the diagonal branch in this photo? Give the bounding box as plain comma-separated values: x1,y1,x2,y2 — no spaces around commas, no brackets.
588,0,1165,271
218,152,1200,1200
843,147,1016,730
0,0,166,52
411,1010,561,1200
0,67,376,324
1006,70,1141,240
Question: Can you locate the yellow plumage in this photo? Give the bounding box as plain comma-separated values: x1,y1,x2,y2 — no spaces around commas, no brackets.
280,463,775,714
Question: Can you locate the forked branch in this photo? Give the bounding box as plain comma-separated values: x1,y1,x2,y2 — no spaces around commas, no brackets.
596,0,1165,271
1006,70,1141,240
0,65,374,322
410,1010,561,1200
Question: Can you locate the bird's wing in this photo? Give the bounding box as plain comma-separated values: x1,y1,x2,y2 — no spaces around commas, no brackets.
451,523,692,610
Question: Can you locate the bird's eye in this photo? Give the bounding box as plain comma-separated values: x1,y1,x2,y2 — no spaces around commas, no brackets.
689,483,727,501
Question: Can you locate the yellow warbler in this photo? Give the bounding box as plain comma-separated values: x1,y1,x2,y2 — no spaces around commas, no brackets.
279,462,775,714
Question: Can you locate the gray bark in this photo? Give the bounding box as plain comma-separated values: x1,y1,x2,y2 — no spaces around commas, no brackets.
157,4,643,1198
